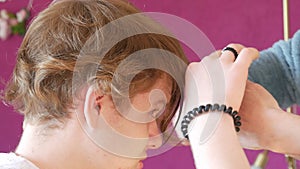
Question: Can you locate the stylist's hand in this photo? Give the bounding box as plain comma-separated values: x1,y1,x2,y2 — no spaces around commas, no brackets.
180,45,259,169
176,44,259,142
185,44,259,111
238,80,282,150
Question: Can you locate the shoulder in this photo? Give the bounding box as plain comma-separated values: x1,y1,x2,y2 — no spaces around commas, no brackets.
0,153,39,169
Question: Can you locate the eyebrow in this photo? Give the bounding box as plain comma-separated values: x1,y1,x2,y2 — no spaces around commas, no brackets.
145,99,168,115
152,98,169,107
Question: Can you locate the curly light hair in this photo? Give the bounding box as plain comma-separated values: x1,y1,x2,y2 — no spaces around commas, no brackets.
3,0,188,131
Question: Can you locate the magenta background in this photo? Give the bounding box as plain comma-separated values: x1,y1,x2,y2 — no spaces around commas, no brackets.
0,0,299,168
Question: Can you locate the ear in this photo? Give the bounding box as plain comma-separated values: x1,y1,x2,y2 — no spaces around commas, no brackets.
84,86,101,130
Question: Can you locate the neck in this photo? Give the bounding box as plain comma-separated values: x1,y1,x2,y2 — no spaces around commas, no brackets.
15,118,93,169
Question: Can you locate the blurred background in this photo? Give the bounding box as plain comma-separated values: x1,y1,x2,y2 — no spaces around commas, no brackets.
0,0,299,168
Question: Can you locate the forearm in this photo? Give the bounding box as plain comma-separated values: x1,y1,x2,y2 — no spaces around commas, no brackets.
249,30,300,109
268,109,300,155
189,112,250,169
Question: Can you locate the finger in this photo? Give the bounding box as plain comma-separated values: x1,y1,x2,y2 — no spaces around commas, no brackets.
210,50,222,58
234,47,259,69
201,50,221,63
220,43,244,63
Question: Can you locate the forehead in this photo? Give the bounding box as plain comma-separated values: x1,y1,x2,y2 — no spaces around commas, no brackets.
143,76,172,103
130,76,173,110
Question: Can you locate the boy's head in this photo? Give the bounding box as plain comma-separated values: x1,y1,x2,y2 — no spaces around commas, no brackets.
3,0,188,168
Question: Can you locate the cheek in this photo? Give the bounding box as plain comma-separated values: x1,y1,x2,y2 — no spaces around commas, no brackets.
102,108,149,138
117,120,149,138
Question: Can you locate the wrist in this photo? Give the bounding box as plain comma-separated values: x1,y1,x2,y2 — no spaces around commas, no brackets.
264,109,297,154
182,104,241,140
261,108,283,152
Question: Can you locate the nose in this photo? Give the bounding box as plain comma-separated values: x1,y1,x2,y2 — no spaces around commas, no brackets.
147,120,163,149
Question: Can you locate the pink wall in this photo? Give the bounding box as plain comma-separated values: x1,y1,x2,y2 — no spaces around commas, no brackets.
1,0,299,168
0,0,52,154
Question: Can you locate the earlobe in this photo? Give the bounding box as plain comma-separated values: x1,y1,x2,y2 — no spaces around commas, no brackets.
84,87,102,130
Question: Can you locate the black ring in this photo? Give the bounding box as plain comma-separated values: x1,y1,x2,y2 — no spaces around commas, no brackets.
222,46,238,60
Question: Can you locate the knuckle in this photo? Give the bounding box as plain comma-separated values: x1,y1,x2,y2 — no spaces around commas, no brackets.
187,62,199,71
227,43,245,51
227,43,238,47
241,47,259,55
187,62,198,68
248,47,259,55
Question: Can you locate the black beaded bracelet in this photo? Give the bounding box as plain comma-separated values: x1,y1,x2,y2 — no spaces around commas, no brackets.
181,103,241,140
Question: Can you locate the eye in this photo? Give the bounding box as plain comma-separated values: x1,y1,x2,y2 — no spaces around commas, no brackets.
150,105,166,119
149,109,159,118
